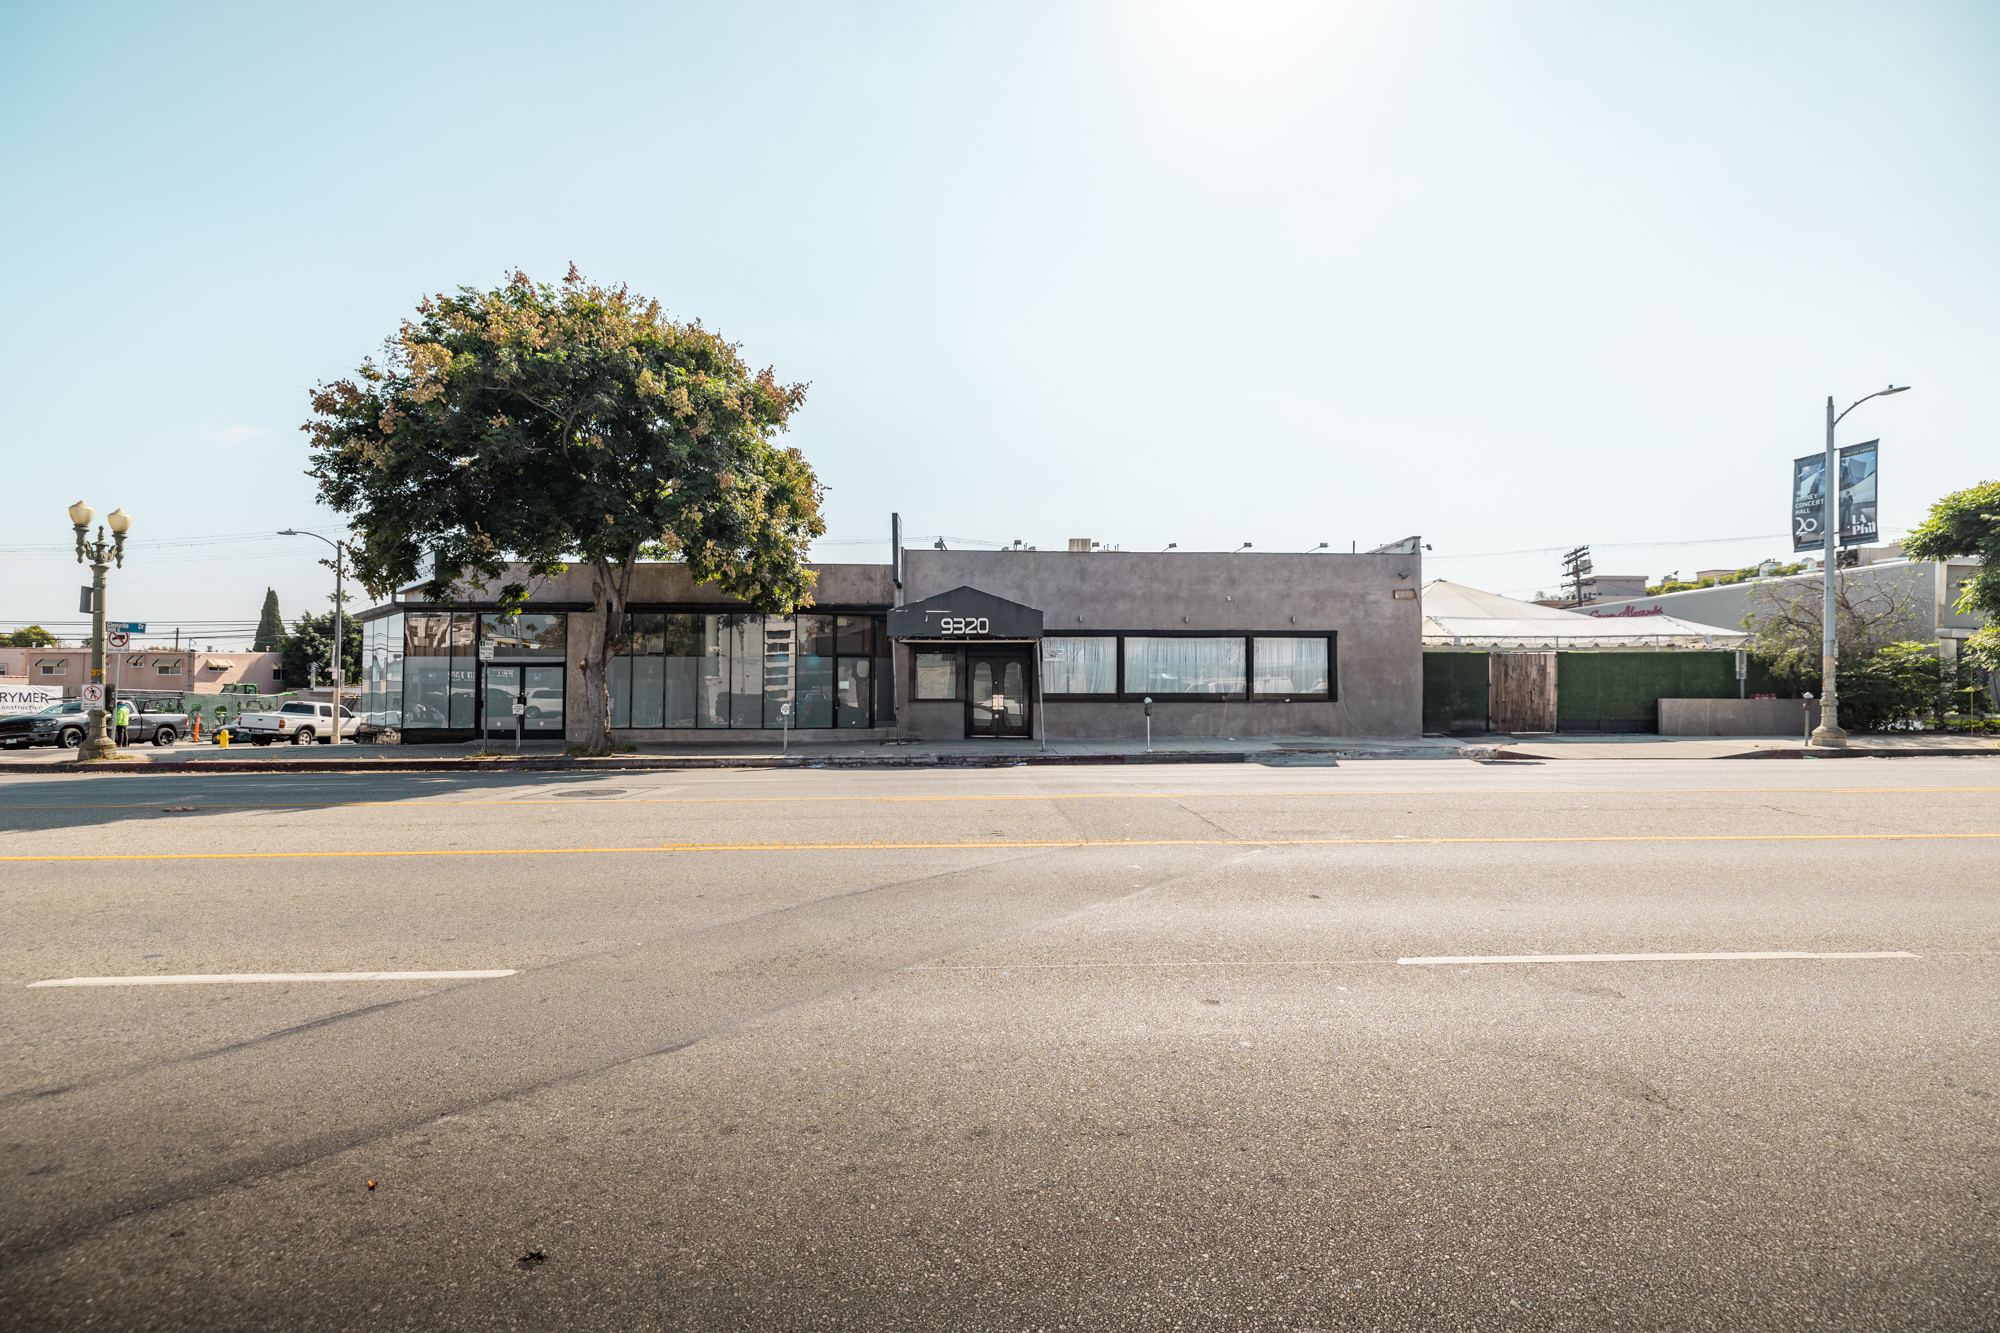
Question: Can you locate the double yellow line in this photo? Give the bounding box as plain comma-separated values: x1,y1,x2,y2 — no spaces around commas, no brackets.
5,831,1997,862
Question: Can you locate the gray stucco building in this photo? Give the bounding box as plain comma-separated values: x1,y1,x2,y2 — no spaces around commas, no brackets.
353,538,1424,744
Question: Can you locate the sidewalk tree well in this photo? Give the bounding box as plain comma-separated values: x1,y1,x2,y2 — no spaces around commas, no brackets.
305,267,822,753
1902,480,2000,671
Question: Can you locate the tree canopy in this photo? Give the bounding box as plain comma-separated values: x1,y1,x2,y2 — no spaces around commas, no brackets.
304,267,824,751
281,610,360,689
3,625,60,647
253,589,284,652
1902,480,2000,669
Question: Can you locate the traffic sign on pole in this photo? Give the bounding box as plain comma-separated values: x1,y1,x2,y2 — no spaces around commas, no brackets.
107,630,130,650
81,684,105,707
115,622,146,633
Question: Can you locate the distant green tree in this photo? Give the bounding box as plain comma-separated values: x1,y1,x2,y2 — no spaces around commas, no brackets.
1902,480,2000,671
3,625,60,647
281,611,361,688
253,589,284,652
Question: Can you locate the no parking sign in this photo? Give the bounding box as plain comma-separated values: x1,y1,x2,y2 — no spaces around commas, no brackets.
107,630,130,649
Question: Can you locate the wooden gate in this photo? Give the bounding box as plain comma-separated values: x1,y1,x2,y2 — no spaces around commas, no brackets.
1488,652,1558,733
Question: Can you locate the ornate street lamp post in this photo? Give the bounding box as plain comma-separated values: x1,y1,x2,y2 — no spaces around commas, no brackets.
70,501,132,761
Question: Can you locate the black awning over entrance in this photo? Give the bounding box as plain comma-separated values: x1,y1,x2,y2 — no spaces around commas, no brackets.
888,586,1044,641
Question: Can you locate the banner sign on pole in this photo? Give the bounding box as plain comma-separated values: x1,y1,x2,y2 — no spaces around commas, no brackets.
1837,440,1877,548
1792,440,1879,552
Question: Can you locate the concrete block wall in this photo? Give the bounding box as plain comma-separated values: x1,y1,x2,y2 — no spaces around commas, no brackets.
898,549,1423,739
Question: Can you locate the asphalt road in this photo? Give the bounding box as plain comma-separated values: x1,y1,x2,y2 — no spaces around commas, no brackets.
1,758,1995,1331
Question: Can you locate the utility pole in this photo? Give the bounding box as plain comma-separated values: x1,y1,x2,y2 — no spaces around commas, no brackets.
1561,546,1593,606
280,530,349,745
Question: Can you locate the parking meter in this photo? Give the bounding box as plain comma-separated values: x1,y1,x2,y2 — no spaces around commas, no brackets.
1143,696,1153,752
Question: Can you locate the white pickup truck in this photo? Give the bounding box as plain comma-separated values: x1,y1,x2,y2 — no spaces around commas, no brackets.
232,700,361,745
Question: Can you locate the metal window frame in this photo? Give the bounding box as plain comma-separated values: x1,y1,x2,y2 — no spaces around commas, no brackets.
1030,631,1339,703
603,610,892,731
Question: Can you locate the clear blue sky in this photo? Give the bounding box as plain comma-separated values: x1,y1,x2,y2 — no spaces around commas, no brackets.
2,1,1994,643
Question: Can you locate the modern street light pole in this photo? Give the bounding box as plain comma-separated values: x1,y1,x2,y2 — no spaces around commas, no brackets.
69,502,132,762
1811,385,1910,748
280,529,349,746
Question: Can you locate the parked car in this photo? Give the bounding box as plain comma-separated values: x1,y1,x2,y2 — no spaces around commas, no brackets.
232,700,361,745
0,699,189,749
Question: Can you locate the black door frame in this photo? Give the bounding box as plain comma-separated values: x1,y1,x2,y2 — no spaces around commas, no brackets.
962,646,1035,739
478,660,568,740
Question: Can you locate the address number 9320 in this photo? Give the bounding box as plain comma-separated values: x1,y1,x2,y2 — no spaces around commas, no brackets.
939,617,990,635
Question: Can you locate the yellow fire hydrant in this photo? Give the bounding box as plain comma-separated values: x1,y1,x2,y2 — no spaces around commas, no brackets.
219,728,230,749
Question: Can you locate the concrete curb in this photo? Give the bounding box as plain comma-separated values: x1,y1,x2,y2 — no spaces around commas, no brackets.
19,751,1275,775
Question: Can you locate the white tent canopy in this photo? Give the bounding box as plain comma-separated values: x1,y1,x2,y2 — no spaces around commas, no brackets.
1422,580,1749,650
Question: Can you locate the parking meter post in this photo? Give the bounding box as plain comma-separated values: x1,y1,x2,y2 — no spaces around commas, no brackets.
1803,692,1815,746
1143,696,1153,753
515,692,525,754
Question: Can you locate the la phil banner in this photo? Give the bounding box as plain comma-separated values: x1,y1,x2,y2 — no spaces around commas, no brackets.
1792,440,1879,552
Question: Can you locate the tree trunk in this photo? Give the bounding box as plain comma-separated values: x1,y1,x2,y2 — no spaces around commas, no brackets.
579,554,637,755
580,559,618,755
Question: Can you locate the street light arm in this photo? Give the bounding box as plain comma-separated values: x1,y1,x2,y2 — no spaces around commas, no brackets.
277,528,342,552
1832,386,1910,430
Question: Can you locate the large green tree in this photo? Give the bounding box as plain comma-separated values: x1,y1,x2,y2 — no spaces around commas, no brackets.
252,589,284,652
1902,480,2000,670
305,267,823,752
281,610,361,690
3,625,60,647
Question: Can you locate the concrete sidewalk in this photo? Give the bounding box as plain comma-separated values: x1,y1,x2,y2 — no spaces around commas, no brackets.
1,728,1992,773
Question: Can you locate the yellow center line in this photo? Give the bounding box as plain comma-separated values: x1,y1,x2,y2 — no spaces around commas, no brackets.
4,831,1996,862
1,785,1997,812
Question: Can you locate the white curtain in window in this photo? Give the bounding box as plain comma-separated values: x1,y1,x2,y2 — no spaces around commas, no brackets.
1253,638,1329,695
1123,638,1245,695
1040,637,1116,694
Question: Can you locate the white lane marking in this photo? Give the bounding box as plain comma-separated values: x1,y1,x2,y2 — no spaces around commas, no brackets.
1397,951,1917,966
27,970,517,988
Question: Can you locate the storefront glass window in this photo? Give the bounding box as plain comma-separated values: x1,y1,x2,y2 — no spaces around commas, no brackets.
663,614,701,727
403,613,451,727
1123,637,1246,697
795,615,835,727
598,611,883,729
1253,638,1330,696
1040,637,1116,695
914,652,959,700
762,617,795,728
448,614,478,727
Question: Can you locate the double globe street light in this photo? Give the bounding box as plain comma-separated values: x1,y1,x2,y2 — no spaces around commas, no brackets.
69,501,133,761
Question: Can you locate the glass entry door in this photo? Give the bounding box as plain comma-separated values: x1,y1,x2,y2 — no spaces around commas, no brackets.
483,664,566,739
964,649,1032,738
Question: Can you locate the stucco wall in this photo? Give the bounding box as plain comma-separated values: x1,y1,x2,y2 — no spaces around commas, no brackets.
470,561,895,609
897,549,1422,739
